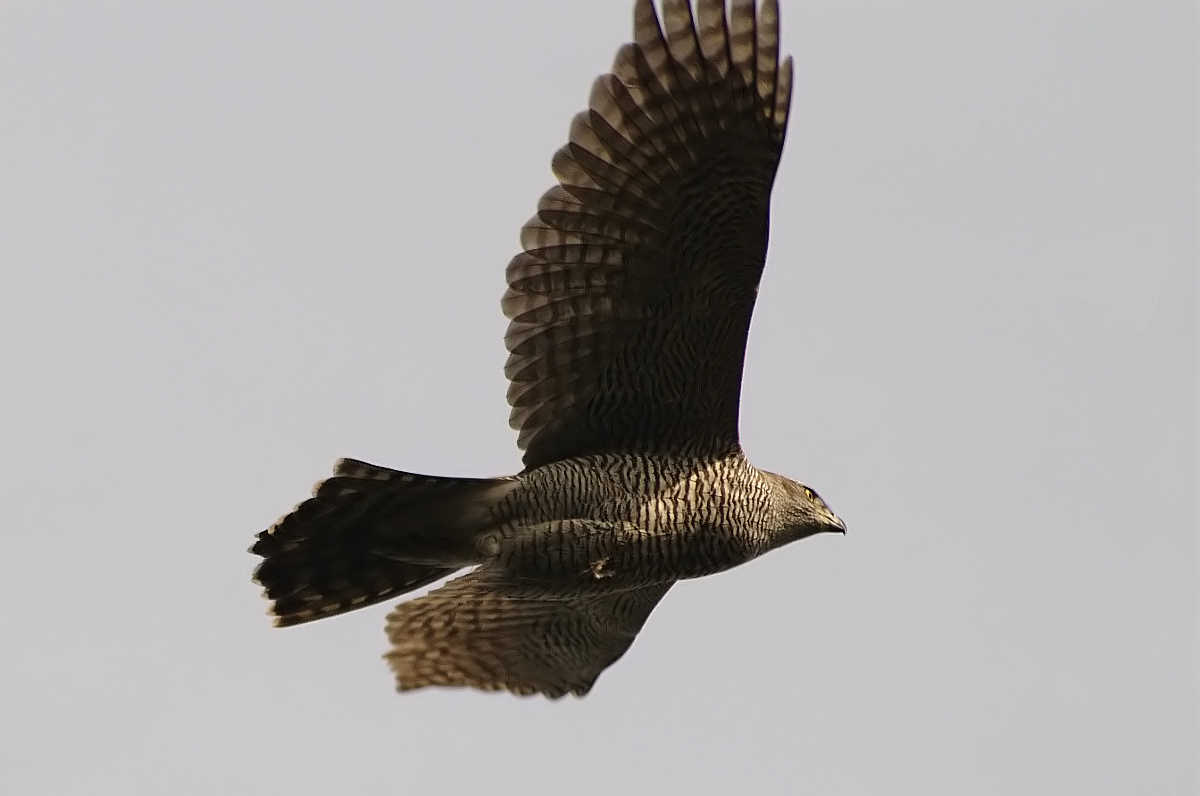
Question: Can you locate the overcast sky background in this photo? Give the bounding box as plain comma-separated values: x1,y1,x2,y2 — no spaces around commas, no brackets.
1,1,1196,794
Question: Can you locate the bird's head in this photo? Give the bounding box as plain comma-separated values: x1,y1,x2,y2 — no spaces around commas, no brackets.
762,471,846,542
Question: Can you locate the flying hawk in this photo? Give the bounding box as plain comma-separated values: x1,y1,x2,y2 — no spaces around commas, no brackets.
252,0,845,698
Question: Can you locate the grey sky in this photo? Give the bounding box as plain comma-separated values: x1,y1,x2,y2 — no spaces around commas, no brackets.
2,1,1196,794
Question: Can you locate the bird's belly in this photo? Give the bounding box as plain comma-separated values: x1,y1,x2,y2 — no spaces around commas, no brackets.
480,516,764,592
486,454,774,589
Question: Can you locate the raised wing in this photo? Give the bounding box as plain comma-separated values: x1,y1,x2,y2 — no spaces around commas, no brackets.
384,572,673,698
503,0,793,469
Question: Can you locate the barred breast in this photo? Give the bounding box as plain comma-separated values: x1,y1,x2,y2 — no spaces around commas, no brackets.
486,453,781,589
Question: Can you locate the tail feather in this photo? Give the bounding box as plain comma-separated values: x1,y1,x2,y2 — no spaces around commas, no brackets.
252,458,517,627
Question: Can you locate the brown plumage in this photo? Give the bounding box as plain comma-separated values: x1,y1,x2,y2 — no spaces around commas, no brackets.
252,0,844,699
504,0,791,468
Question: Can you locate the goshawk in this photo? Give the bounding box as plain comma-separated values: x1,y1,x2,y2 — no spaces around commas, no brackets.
252,0,845,698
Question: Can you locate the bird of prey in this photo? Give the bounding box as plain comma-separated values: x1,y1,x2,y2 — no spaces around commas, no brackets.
252,0,845,698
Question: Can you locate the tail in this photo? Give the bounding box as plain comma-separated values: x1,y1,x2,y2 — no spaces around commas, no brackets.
251,458,517,627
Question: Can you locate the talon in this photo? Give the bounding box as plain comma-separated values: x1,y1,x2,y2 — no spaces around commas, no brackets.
587,556,614,579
